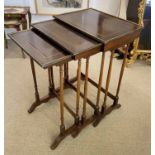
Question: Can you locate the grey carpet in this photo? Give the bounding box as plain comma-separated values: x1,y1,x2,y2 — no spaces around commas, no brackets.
5,40,151,155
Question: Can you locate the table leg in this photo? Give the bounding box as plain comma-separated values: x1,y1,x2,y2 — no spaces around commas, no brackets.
64,63,69,82
93,51,115,126
51,65,70,150
48,67,55,93
81,57,90,123
50,67,55,90
48,68,52,93
95,52,105,115
16,25,25,58
113,45,129,105
59,65,65,135
28,59,56,113
28,58,40,113
72,58,93,138
101,51,114,113
75,60,81,125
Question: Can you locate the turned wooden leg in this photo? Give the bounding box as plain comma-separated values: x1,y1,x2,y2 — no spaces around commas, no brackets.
93,51,115,126
93,49,127,127
48,67,55,93
48,68,52,93
59,65,65,135
81,58,90,123
64,63,69,82
51,65,68,150
114,45,129,106
95,52,105,115
16,26,25,58
28,58,40,113
51,66,55,89
101,51,114,113
75,60,82,125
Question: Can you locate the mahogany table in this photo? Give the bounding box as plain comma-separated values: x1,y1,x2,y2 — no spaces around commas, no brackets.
9,8,142,150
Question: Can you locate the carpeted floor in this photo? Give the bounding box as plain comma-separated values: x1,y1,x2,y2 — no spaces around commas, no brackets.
4,40,151,155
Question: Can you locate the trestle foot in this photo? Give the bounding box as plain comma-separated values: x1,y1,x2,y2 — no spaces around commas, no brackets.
94,107,100,116
74,116,80,125
113,96,119,106
28,101,40,113
71,124,81,138
72,116,95,138
93,104,121,127
50,125,76,150
101,105,106,114
28,94,56,113
51,133,67,150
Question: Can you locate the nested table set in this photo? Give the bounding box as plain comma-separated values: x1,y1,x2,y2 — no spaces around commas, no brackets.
9,9,142,150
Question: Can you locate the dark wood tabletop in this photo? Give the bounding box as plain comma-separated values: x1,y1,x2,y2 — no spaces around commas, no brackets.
9,30,71,68
55,8,142,51
9,8,142,68
32,20,101,59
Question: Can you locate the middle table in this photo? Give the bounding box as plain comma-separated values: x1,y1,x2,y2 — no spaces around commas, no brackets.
9,19,103,149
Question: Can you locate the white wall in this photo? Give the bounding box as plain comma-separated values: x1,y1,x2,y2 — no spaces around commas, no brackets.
4,0,36,14
4,0,129,18
29,0,36,14
119,0,129,19
4,0,30,6
90,0,121,16
90,0,129,19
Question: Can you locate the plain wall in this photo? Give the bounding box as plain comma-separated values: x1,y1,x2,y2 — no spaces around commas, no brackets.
90,0,121,16
4,0,129,18
90,0,129,19
4,0,36,14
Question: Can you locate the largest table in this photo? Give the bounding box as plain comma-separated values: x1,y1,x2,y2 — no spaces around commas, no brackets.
9,8,142,150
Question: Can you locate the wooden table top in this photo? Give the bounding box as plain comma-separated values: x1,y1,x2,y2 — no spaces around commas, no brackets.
9,18,101,67
9,9,142,68
32,20,101,59
9,30,71,68
55,8,142,50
